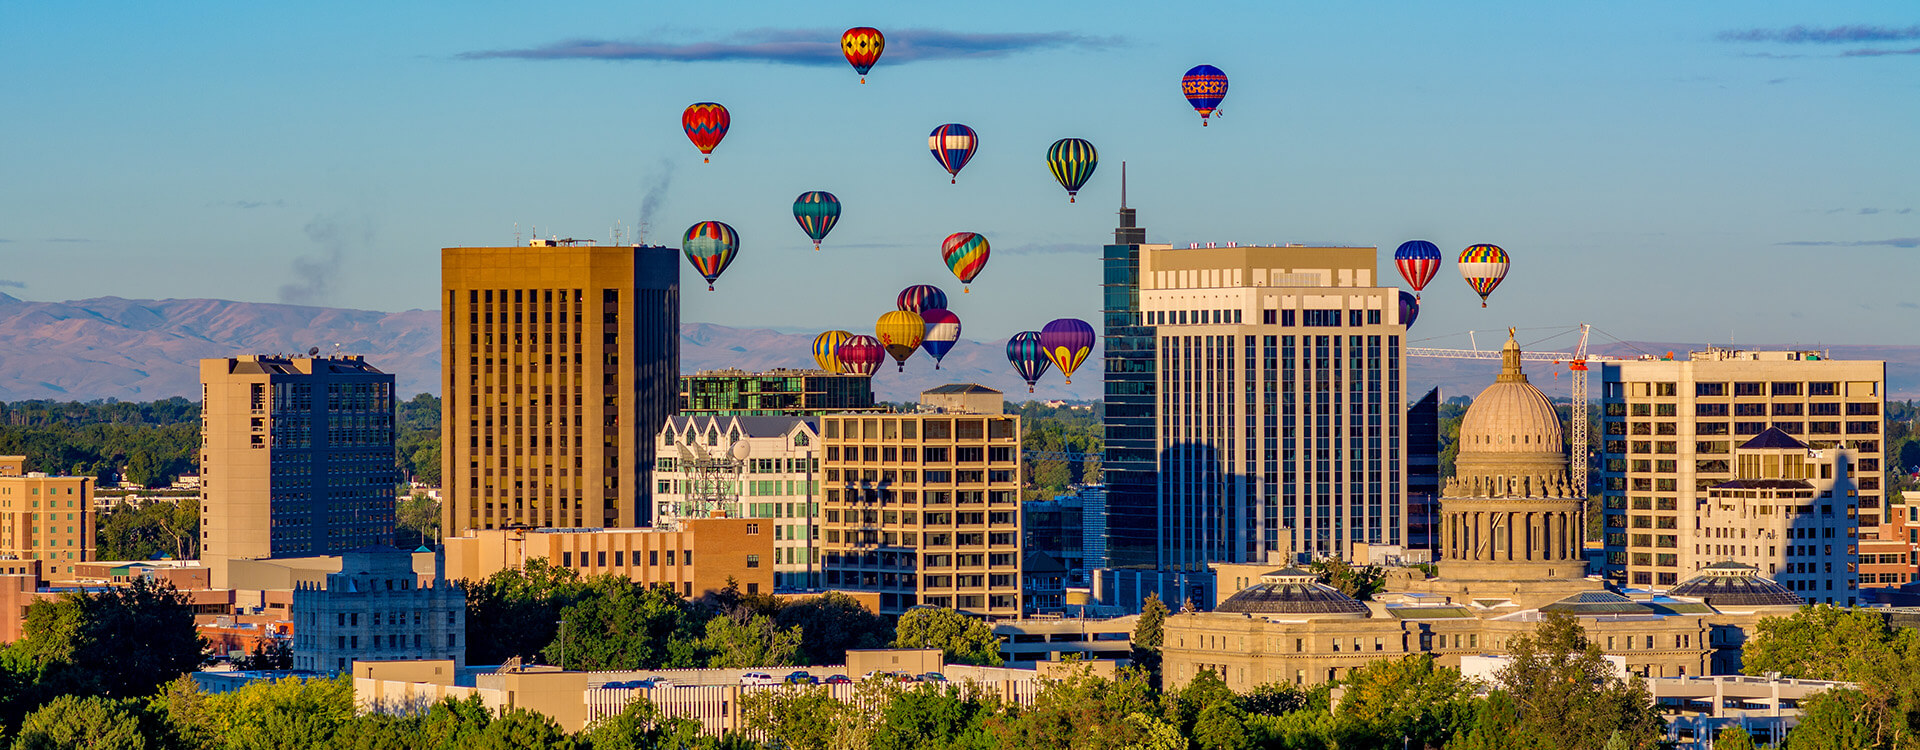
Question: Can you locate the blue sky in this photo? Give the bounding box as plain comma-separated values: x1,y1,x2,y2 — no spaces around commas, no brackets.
2,2,1915,350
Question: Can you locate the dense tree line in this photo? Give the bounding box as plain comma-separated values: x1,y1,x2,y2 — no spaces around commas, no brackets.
0,399,200,486
1011,401,1102,501
96,499,201,560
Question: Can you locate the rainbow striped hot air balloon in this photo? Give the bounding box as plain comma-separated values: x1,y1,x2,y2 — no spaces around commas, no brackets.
681,221,738,292
919,308,961,369
1394,240,1442,299
1458,244,1511,308
1039,318,1095,385
896,284,948,314
682,103,730,163
1047,138,1098,203
1181,65,1228,125
793,191,841,251
1006,331,1051,393
842,27,885,83
928,124,978,184
812,330,853,373
940,232,989,292
876,311,925,372
836,335,884,377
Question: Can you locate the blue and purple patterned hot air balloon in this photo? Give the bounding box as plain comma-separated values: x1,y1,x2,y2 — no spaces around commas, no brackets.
1006,331,1051,393
1039,318,1095,385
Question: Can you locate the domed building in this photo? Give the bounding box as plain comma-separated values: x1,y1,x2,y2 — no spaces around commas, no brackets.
1160,332,1798,692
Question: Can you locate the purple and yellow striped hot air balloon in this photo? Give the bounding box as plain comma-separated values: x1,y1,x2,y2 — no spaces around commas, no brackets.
940,232,989,293
681,221,738,292
1006,331,1051,393
896,284,948,314
1039,318,1095,385
812,330,853,373
1457,244,1511,308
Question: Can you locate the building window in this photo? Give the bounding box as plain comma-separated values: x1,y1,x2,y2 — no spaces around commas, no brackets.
747,554,760,568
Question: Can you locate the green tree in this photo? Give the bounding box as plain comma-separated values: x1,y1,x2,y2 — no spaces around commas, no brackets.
13,576,206,700
1714,725,1759,750
739,684,852,750
775,591,891,666
584,697,708,750
233,638,294,671
985,663,1157,750
96,499,200,561
872,682,997,750
544,577,705,671
470,708,574,750
459,559,583,665
1786,688,1882,750
395,493,440,548
1743,605,1916,682
1119,713,1185,750
1332,654,1476,749
1190,701,1252,750
892,607,1002,666
700,613,803,669
204,675,356,750
12,694,151,750
1131,593,1168,688
1307,558,1385,601
1471,612,1664,750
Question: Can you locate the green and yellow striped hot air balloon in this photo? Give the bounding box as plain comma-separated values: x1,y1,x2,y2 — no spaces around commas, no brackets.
1046,138,1098,203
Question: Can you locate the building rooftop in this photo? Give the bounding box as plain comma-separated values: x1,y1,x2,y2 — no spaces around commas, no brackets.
923,384,1003,395
1215,570,1370,617
1667,563,1802,607
664,415,814,439
1741,428,1809,451
1539,591,1655,616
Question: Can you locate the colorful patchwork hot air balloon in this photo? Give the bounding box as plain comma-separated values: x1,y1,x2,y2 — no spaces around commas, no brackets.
836,335,884,377
896,284,948,314
682,103,730,163
812,330,853,373
793,191,841,251
928,124,978,184
919,308,961,369
1399,290,1420,329
681,221,738,292
940,232,989,292
1394,240,1442,299
876,311,925,372
1181,65,1228,125
1007,331,1051,393
1039,318,1095,385
842,27,884,83
1457,244,1511,308
1047,138,1098,203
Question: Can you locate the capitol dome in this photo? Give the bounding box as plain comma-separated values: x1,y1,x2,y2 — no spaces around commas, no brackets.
1458,333,1564,456
1214,569,1370,618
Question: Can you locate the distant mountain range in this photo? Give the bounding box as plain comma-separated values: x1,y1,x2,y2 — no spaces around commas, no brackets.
0,294,1913,403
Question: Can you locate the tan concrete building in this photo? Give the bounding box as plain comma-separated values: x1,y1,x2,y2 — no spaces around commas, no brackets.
1597,349,1884,587
1695,428,1860,605
440,241,679,537
819,406,1023,617
199,356,396,588
1163,334,1800,690
0,457,94,579
654,416,821,589
292,546,466,674
441,517,772,598
918,384,1005,416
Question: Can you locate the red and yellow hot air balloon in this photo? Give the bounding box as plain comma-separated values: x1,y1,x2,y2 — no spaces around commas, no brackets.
682,103,730,163
876,310,925,372
842,27,885,84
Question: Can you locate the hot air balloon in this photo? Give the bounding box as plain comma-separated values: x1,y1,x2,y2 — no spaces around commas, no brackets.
793,191,841,251
812,330,853,373
1181,65,1228,125
842,27,885,83
682,103,730,163
1399,290,1420,329
1047,138,1098,203
1393,240,1442,299
876,311,924,372
928,124,978,184
1039,318,1095,385
1006,331,1051,393
836,335,884,377
896,284,948,314
1457,244,1511,308
919,308,961,369
940,232,989,292
681,221,738,292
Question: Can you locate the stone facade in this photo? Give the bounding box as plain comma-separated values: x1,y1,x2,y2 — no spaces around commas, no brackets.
292,547,465,674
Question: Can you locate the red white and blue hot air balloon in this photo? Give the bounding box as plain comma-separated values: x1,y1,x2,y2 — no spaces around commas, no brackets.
919,308,961,369
1393,240,1442,299
928,123,978,184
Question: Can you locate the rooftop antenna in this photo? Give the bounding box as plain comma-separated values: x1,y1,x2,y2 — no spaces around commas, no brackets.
1121,161,1127,208
514,222,521,247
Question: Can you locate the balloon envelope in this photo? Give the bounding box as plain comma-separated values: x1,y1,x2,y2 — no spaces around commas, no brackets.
940,232,990,290
793,191,841,250
1039,318,1095,384
812,330,853,373
1394,240,1442,295
1399,290,1420,329
1181,65,1228,124
1458,244,1511,307
919,308,961,369
1047,138,1098,203
896,284,948,314
836,335,884,377
682,103,730,162
842,27,884,81
876,310,925,371
1006,331,1051,393
681,221,739,291
927,124,978,183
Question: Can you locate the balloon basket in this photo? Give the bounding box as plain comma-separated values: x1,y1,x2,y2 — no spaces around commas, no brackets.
703,157,710,163
1069,196,1076,203
1028,387,1035,394
950,178,957,184
860,77,867,84
707,284,715,292
962,287,970,294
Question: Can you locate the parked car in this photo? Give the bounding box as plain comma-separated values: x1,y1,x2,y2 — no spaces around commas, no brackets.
739,672,778,685
823,674,853,684
918,672,947,683
783,671,817,685
649,678,674,688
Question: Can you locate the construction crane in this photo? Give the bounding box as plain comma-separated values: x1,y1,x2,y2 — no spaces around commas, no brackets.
1406,323,1626,493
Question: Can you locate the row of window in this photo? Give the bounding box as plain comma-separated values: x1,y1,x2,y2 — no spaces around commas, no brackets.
1608,381,1873,398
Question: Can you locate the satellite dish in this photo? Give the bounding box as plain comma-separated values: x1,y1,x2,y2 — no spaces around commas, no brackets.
308,347,320,356
730,441,752,460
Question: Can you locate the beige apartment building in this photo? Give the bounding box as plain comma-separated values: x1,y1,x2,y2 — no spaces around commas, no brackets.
440,241,679,536
653,416,821,589
819,400,1024,618
441,518,773,598
1597,349,1885,587
0,456,95,579
1696,428,1859,605
200,356,396,588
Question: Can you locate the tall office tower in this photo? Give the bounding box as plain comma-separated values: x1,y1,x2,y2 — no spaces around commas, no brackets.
652,415,822,589
1100,191,1163,576
441,240,679,536
1406,388,1442,557
1695,428,1859,605
200,355,397,587
680,368,879,416
1138,243,1409,566
0,456,95,579
818,392,1023,618
1596,349,1885,587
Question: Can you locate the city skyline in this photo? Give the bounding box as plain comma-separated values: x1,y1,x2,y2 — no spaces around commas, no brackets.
1,3,1915,354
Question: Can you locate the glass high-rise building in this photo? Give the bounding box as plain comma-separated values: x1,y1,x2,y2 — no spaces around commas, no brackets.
1101,201,1160,571
680,368,879,416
